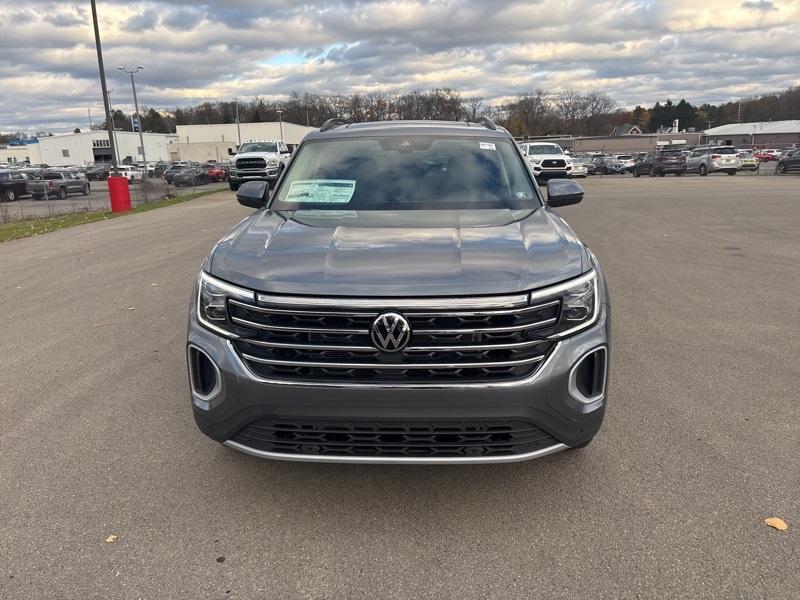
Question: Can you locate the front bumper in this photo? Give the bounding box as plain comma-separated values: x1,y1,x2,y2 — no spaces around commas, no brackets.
230,169,280,183
187,293,610,464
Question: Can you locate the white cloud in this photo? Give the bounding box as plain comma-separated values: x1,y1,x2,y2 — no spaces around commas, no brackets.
0,0,799,131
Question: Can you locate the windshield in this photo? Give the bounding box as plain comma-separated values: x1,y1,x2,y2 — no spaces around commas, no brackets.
713,147,737,154
615,155,632,160
272,136,540,211
524,144,563,155
239,142,278,153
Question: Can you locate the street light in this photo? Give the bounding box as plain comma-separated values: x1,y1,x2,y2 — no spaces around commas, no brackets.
117,65,148,173
276,109,284,142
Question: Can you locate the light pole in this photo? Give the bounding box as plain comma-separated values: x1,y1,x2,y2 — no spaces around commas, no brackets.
90,0,119,174
276,109,284,142
118,65,148,170
106,90,120,162
234,98,242,147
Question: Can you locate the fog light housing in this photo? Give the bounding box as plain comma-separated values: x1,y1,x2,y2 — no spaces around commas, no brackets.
188,345,221,401
568,347,607,404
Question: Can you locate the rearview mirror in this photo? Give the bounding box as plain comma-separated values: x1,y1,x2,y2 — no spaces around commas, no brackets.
546,179,584,207
236,180,269,209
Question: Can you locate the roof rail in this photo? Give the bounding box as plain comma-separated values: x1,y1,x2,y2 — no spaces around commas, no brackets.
470,116,497,131
319,118,351,132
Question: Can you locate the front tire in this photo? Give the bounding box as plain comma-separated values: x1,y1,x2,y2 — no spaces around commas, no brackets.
58,187,67,200
649,166,656,177
777,163,786,174
229,181,240,192
82,184,90,196
699,164,708,176
727,170,737,176
3,189,16,202
633,168,640,178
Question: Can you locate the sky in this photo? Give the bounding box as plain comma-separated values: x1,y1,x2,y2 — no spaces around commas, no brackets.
1,0,799,132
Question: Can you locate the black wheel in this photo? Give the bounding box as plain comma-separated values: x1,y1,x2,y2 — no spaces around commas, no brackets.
727,170,737,176
633,168,640,178
675,171,683,176
658,172,666,177
82,184,90,196
58,187,67,200
229,182,240,192
569,438,593,450
777,163,786,174
33,194,43,201
649,166,656,177
699,164,708,176
3,189,16,202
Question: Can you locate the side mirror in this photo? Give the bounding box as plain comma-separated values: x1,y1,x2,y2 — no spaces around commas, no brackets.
227,148,235,156
547,179,584,207
564,150,570,155
236,180,269,209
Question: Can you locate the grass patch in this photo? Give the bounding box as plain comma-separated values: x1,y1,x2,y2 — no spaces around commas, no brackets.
0,188,223,243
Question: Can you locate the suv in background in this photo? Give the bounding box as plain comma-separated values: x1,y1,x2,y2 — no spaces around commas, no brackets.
519,142,573,180
27,170,90,200
776,148,800,173
686,146,741,175
228,140,292,191
86,163,111,181
632,149,686,177
0,169,29,201
187,119,610,464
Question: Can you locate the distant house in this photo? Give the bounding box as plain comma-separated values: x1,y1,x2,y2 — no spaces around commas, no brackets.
611,124,643,136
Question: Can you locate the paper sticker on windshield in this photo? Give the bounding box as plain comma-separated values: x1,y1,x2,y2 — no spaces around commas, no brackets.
479,142,496,151
285,180,356,204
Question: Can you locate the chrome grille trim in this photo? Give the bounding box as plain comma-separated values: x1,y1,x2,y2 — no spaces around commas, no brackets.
230,315,369,334
414,317,556,334
242,338,551,352
240,353,546,370
255,292,530,310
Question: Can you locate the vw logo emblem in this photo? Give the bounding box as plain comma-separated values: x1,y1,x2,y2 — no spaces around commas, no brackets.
370,312,411,352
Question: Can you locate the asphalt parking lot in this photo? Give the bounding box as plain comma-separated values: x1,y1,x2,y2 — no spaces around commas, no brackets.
1,175,798,598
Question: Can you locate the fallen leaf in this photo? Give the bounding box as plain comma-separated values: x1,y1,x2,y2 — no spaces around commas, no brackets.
765,517,788,531
150,283,159,287
105,534,118,544
128,307,136,311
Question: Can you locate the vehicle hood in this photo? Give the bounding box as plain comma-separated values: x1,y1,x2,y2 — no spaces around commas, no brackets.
209,208,588,296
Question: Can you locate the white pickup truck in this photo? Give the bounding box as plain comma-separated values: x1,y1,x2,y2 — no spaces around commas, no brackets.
519,142,574,180
228,140,292,191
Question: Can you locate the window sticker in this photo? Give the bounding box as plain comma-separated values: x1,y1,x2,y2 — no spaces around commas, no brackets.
479,142,496,151
286,179,356,204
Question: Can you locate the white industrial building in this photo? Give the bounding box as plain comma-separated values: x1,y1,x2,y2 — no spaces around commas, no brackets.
168,121,316,162
1,121,317,167
1,131,178,166
703,120,800,146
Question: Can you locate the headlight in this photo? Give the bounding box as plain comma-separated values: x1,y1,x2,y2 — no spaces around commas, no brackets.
196,271,255,338
530,270,599,338
530,158,542,165
267,159,279,167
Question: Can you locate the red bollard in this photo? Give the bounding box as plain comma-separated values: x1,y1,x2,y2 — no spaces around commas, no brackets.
108,175,132,213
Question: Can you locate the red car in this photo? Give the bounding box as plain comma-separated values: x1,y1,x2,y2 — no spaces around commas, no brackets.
206,164,228,182
752,150,776,162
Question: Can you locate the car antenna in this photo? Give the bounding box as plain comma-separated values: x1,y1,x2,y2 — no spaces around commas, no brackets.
320,118,351,132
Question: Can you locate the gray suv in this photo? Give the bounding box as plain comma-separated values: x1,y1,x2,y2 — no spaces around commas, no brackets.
187,119,610,464
27,170,90,200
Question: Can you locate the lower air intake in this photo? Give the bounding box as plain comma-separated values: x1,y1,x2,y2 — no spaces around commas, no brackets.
230,419,559,458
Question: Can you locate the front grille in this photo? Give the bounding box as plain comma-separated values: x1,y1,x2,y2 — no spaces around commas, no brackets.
229,294,560,384
542,159,566,168
236,158,266,170
231,419,559,458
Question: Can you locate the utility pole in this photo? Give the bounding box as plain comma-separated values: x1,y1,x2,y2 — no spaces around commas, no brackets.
277,109,284,142
107,90,120,161
90,0,118,174
88,107,93,131
737,101,742,123
234,98,242,147
118,66,147,169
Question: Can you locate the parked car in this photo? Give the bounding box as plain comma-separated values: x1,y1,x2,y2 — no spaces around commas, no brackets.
593,156,626,175
613,154,636,172
86,163,111,181
0,169,29,201
228,140,292,191
685,146,740,176
753,150,778,162
206,163,228,182
188,119,609,464
27,170,90,199
164,164,186,184
632,149,686,177
173,166,210,187
776,148,800,173
736,151,760,171
570,161,589,178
